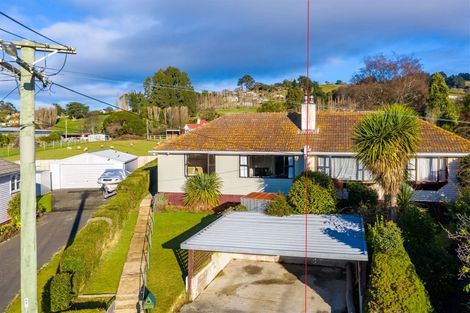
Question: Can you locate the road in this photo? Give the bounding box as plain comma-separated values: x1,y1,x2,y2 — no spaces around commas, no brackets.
0,189,105,312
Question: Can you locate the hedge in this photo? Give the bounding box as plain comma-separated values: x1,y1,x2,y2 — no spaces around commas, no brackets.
49,160,155,308
346,182,378,211
293,171,336,198
365,218,433,313
288,179,337,214
50,273,73,312
266,194,291,216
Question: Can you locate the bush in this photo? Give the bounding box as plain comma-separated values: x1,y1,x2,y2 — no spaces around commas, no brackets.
346,182,378,211
457,155,470,187
7,193,21,229
183,173,222,211
266,194,291,216
257,100,286,112
198,108,220,121
288,180,337,214
398,206,459,311
397,183,414,211
37,193,53,213
49,160,154,307
293,171,336,198
50,273,72,312
230,204,248,212
154,193,169,211
103,111,146,138
366,218,433,313
447,186,470,218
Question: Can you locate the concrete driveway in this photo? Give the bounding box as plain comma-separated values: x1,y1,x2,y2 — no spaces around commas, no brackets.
180,259,346,313
0,189,105,312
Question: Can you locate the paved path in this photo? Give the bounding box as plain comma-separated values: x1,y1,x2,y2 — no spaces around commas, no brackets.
0,190,104,312
114,196,152,313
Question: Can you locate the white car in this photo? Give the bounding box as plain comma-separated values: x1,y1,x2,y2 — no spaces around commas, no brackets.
97,169,129,198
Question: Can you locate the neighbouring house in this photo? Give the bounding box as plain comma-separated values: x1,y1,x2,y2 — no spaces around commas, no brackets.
150,104,470,205
0,159,20,224
183,118,208,133
50,149,138,189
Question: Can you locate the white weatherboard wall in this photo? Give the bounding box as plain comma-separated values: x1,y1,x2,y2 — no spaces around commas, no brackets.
0,175,17,224
157,154,304,195
50,151,138,190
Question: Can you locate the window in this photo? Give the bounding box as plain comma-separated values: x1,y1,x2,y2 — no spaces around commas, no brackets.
416,158,447,182
239,155,294,179
407,158,417,181
317,157,330,175
185,154,215,176
10,174,20,193
357,161,373,181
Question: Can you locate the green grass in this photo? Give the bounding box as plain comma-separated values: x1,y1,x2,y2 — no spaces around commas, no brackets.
320,84,345,93
216,107,259,115
5,251,62,313
51,116,108,134
1,140,157,161
147,212,219,313
82,208,140,294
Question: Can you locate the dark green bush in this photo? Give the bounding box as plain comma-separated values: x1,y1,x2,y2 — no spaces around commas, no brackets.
346,182,378,211
50,160,154,306
50,273,72,312
103,111,146,138
457,154,470,187
7,193,21,229
266,194,291,216
447,186,470,218
293,171,336,198
365,218,433,313
288,180,337,214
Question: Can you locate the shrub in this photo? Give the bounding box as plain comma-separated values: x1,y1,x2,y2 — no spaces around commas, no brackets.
49,160,154,307
37,193,53,213
288,180,337,214
50,273,72,312
346,182,378,211
230,204,248,212
293,171,336,198
257,100,286,112
447,186,470,218
198,108,220,121
7,193,21,229
365,218,433,313
397,183,414,211
457,155,470,187
154,193,169,211
183,173,222,211
103,111,146,138
398,206,459,311
266,194,291,216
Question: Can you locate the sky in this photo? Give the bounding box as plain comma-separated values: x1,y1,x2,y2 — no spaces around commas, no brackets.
0,0,469,109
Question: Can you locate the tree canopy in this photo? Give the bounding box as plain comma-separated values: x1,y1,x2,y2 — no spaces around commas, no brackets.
237,74,256,91
427,72,459,130
66,102,89,119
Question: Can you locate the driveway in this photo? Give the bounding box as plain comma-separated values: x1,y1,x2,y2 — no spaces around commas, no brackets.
0,189,105,312
180,259,346,313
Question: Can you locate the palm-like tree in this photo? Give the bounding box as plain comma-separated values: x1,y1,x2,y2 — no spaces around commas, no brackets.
353,104,420,219
183,172,222,211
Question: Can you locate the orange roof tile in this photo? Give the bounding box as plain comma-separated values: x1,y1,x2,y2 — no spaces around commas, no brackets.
154,112,470,154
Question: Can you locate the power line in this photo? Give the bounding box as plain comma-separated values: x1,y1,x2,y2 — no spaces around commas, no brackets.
0,11,70,49
1,85,18,101
0,27,28,40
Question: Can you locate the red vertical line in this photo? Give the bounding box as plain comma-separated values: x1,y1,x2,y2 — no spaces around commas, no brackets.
304,0,310,312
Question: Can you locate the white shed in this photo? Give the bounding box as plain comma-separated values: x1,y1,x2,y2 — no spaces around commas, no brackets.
50,149,138,190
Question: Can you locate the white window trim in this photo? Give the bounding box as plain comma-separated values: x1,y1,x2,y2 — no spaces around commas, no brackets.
10,173,20,194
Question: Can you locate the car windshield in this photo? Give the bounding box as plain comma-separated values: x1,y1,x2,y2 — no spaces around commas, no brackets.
100,169,124,178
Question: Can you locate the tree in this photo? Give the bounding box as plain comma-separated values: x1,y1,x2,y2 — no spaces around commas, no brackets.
365,218,433,313
297,76,326,102
447,214,470,293
427,72,458,129
127,91,148,114
257,100,286,112
66,102,89,119
0,101,17,113
237,74,255,91
285,85,304,110
83,112,103,134
103,111,145,138
353,104,420,218
183,173,222,211
53,103,65,116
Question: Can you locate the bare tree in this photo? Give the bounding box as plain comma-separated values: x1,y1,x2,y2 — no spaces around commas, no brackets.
35,107,58,129
447,213,470,292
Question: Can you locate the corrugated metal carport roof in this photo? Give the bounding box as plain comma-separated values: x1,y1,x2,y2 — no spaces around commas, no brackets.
181,212,368,262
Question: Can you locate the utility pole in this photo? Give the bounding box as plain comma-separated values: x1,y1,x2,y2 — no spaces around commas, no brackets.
1,39,75,313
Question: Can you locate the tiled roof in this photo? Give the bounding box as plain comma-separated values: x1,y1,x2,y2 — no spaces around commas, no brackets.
154,112,470,154
0,159,20,177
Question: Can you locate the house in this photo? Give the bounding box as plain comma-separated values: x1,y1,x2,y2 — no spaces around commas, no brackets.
0,159,20,224
150,104,470,204
183,118,208,133
50,149,138,189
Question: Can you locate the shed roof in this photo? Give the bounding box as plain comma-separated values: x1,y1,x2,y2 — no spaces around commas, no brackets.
0,159,20,176
89,150,137,163
181,212,368,262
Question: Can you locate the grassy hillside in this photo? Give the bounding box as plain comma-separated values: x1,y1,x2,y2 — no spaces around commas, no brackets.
51,115,108,134
216,106,259,115
320,84,346,93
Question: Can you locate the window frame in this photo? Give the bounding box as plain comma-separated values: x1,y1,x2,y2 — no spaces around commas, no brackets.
415,157,448,183
184,154,216,177
317,156,331,176
10,173,20,193
239,155,294,179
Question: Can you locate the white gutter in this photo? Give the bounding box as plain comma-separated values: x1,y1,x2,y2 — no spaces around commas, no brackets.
148,150,303,156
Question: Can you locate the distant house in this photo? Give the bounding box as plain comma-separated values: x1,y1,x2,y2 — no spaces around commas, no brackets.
183,119,208,133
150,104,470,204
0,159,20,224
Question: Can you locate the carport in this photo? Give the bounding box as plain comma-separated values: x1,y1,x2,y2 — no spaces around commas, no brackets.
181,212,368,313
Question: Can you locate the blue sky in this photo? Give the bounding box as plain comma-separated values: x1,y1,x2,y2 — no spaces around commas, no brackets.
1,0,469,109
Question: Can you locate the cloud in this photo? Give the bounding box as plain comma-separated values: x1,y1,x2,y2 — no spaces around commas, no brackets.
0,0,468,107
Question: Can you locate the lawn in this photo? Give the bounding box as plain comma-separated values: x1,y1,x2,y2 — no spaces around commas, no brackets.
82,208,140,294
216,106,259,115
320,84,345,93
51,116,108,134
2,140,157,161
147,212,219,313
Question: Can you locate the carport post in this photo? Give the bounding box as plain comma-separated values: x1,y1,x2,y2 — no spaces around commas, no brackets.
188,250,194,300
